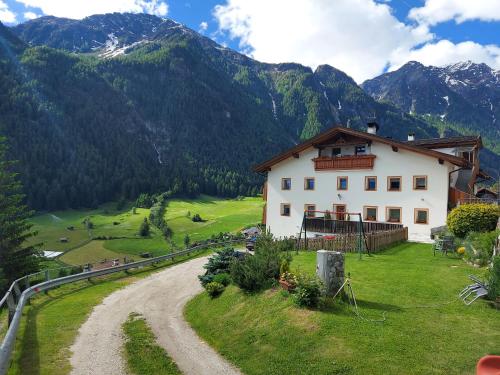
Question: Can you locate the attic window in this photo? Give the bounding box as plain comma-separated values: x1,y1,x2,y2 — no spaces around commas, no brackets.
332,148,341,157
355,145,366,155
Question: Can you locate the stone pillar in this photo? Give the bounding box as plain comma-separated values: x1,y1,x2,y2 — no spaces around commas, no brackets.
316,250,345,296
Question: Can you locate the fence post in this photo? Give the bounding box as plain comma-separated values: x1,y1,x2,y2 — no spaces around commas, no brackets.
6,293,16,325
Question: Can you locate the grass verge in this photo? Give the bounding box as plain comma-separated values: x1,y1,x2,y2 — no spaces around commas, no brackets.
122,313,181,375
185,243,500,375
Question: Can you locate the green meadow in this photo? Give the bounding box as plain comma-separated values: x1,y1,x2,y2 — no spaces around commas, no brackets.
30,195,263,266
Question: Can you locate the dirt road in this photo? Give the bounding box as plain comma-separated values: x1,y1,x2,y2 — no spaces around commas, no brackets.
69,256,241,375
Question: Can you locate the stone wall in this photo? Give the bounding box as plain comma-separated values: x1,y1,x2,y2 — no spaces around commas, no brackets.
316,250,345,296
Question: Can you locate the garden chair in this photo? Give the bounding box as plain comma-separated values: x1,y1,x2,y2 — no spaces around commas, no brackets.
459,275,489,305
433,236,454,256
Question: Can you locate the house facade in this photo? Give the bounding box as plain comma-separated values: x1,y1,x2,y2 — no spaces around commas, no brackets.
254,124,485,242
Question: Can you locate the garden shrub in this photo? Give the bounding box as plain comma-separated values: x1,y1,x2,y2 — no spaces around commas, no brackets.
192,213,203,222
488,256,500,300
230,232,291,292
205,282,225,298
292,273,323,308
198,247,237,286
213,273,231,286
447,204,499,238
464,230,499,266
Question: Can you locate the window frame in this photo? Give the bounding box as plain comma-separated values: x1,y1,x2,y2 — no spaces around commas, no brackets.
280,203,291,217
304,204,316,218
387,176,402,192
365,176,377,191
363,206,378,222
333,204,347,221
413,175,428,191
304,177,315,191
386,206,402,223
337,176,348,190
281,177,291,190
414,208,429,225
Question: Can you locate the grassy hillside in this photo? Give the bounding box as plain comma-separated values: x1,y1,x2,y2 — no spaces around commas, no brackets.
185,243,500,375
31,195,263,266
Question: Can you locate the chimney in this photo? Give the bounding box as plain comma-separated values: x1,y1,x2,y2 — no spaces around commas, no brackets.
367,121,379,135
407,133,415,141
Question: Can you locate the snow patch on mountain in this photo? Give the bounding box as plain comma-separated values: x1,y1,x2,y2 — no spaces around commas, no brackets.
269,93,278,120
442,96,449,106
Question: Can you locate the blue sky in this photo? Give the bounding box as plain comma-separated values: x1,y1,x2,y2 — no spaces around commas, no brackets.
1,0,499,81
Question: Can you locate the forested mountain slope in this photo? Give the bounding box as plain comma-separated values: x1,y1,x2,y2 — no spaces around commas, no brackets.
1,14,497,210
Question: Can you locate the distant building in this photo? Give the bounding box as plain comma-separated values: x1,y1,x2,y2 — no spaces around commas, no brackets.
254,123,487,242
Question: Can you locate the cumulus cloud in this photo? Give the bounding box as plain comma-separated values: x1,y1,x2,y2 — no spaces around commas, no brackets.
390,40,500,70
409,0,500,26
199,21,208,33
213,0,433,82
0,0,16,23
24,11,40,20
14,0,169,19
213,0,500,81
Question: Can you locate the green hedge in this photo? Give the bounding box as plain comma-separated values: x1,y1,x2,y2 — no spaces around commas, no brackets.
447,204,499,238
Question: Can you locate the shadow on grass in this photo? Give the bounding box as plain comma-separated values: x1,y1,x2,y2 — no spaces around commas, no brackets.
319,296,402,316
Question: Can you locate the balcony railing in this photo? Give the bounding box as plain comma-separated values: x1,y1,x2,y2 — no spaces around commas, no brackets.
313,154,376,171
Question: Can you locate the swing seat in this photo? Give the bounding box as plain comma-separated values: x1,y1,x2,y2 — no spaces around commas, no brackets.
477,356,500,375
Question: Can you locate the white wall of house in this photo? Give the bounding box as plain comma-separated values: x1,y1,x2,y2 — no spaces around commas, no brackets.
265,141,453,242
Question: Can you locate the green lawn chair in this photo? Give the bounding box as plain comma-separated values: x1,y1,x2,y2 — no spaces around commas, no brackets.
433,236,454,256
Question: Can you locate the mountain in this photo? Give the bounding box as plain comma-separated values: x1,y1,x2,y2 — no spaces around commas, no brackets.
0,14,495,210
362,61,500,156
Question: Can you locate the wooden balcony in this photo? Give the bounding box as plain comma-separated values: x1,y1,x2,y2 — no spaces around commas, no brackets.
313,154,376,171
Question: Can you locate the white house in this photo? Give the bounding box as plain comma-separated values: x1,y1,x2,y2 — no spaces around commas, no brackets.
254,123,486,242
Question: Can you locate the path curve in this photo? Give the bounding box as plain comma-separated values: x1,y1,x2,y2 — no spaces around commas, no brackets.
69,256,241,375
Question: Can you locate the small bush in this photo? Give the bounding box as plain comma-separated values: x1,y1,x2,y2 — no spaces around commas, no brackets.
205,282,225,298
213,273,231,286
488,256,500,300
464,230,499,266
292,273,323,308
192,213,203,222
198,248,238,286
447,204,499,238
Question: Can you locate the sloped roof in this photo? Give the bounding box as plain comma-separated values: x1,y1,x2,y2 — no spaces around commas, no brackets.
405,135,482,149
253,126,471,173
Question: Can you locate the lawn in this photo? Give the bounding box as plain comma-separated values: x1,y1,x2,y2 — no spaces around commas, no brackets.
185,243,500,375
30,195,263,266
7,249,213,375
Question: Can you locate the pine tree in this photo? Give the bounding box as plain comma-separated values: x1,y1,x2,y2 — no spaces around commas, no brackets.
139,217,150,237
184,234,190,248
0,137,40,292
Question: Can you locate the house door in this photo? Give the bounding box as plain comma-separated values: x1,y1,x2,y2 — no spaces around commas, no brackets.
333,204,346,220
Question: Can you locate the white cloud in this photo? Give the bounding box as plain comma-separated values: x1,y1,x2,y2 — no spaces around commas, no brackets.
0,0,17,23
409,0,500,26
213,0,433,82
14,0,169,19
199,21,208,33
24,11,40,20
389,40,500,71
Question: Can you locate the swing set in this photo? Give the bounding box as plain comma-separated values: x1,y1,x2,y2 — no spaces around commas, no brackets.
297,209,370,259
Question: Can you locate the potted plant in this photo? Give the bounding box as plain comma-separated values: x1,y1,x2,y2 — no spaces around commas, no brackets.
279,272,297,292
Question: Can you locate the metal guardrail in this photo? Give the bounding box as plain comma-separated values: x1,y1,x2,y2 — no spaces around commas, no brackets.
0,240,241,375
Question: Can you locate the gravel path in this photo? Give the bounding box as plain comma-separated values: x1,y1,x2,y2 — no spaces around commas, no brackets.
69,256,242,375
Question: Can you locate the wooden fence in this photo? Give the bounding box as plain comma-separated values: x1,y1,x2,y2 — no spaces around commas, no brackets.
304,218,402,234
296,227,408,253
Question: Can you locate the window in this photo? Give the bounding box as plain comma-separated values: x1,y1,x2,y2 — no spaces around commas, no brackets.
332,147,341,157
304,204,316,217
386,207,402,223
364,206,377,221
281,178,291,190
337,176,348,190
365,176,377,191
414,208,429,224
333,204,347,220
280,203,291,216
304,177,315,190
462,151,474,163
413,176,427,190
355,145,366,155
387,176,402,191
